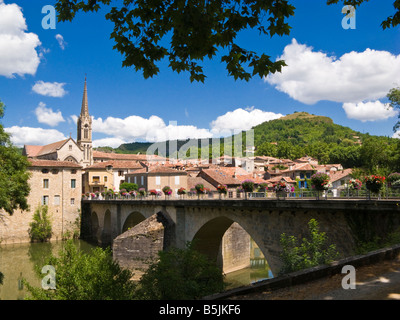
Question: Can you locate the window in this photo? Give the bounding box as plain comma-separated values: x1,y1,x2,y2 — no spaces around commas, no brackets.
71,179,76,189
141,176,144,185
118,171,124,177
41,169,49,174
104,176,108,182
134,176,137,184
42,196,49,206
71,169,77,174
306,173,311,179
70,198,75,205
69,145,72,151
175,176,180,185
54,195,60,206
92,176,100,183
156,176,161,185
51,169,59,174
300,173,305,179
43,179,49,189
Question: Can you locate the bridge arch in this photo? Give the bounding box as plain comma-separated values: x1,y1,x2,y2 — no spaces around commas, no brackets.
90,211,99,242
192,216,271,275
122,212,147,233
101,210,112,245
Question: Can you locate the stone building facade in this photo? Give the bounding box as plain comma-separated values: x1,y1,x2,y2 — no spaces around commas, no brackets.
0,160,82,244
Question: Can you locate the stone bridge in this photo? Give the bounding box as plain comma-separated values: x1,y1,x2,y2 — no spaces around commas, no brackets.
81,199,400,276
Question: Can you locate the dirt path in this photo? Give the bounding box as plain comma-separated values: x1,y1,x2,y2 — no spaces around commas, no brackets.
229,257,400,300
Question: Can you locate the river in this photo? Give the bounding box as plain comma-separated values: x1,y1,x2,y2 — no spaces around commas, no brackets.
0,240,272,300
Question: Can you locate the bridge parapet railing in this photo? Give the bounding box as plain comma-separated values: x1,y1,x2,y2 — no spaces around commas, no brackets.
82,188,400,201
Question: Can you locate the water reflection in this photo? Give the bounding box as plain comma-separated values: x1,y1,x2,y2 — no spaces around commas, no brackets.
225,259,273,290
0,240,96,300
0,240,272,299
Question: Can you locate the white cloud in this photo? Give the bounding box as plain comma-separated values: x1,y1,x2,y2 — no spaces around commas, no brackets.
93,115,213,143
32,81,68,97
5,126,66,147
35,102,65,127
0,1,41,77
265,39,400,105
55,34,66,50
210,107,283,136
93,137,127,149
91,107,281,145
342,101,399,122
393,130,400,139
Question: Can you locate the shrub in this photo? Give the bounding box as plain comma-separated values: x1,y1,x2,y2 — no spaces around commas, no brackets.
119,182,138,192
136,242,226,300
24,240,137,300
28,205,52,242
279,219,339,275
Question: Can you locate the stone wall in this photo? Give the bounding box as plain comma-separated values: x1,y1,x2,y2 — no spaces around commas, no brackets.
112,213,171,280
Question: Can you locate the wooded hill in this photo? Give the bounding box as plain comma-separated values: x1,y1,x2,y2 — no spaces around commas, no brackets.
95,112,400,174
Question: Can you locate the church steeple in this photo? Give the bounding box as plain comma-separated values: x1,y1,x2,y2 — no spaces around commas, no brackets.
81,76,89,117
77,76,93,167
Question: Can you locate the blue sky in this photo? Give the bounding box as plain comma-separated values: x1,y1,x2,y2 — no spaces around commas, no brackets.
0,0,399,148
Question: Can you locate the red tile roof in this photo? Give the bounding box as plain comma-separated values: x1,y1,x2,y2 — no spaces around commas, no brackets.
24,139,69,157
329,168,353,183
28,159,82,168
86,160,144,170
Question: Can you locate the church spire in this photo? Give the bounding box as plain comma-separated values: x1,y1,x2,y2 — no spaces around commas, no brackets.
81,75,89,116
77,75,93,167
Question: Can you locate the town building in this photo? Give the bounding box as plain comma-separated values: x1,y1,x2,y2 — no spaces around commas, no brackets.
125,166,188,196
0,160,82,244
83,160,144,193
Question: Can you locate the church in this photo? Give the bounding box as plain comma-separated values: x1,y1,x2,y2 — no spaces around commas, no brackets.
23,77,93,167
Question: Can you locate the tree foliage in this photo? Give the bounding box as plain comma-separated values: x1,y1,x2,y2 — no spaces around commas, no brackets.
388,87,400,133
136,242,226,300
279,219,339,275
54,0,398,82
28,205,53,242
24,240,137,300
0,100,31,215
119,182,139,192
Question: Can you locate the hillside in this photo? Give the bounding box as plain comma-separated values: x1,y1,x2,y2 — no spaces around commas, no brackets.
94,111,399,171
253,111,364,147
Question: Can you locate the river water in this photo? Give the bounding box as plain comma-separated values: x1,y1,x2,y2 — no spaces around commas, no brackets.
0,240,272,300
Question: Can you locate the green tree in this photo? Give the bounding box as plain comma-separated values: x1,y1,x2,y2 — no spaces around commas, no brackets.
28,204,52,242
54,1,398,82
279,219,339,275
119,182,139,192
0,100,31,215
55,0,294,82
136,242,226,300
24,240,137,300
388,87,400,133
0,100,31,285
